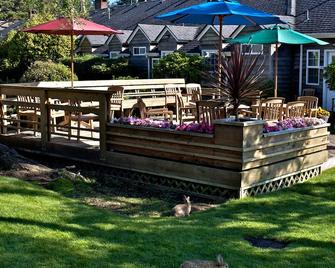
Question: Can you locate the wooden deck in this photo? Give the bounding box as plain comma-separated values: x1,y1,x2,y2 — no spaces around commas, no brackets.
0,81,330,198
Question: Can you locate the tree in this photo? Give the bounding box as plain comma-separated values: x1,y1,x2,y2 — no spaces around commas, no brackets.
0,0,92,82
0,14,71,81
153,52,206,83
0,0,91,20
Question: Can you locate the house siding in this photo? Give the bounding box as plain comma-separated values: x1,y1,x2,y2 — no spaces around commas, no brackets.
277,44,296,99
79,38,92,54
199,28,219,50
108,36,122,52
128,30,151,78
157,32,178,52
299,40,335,105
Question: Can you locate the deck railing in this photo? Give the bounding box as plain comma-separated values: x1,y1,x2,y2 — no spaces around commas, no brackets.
0,84,111,159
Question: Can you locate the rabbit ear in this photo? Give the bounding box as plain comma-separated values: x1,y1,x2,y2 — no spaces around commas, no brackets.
217,254,224,265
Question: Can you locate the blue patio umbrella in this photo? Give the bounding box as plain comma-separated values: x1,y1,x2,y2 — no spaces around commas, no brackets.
156,0,284,77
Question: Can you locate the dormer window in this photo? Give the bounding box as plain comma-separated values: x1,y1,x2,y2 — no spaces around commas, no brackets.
133,47,146,56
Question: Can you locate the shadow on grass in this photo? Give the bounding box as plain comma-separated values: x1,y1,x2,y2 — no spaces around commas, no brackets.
1,174,335,267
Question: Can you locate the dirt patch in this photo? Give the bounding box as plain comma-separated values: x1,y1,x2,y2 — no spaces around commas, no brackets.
0,143,222,217
244,236,290,249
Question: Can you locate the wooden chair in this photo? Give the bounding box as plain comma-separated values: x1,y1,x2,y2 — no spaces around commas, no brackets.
297,96,318,117
185,83,202,104
17,96,40,135
108,86,124,120
196,100,227,125
164,84,181,107
136,98,173,122
259,98,284,121
68,100,98,141
302,88,316,96
176,94,197,124
285,101,306,118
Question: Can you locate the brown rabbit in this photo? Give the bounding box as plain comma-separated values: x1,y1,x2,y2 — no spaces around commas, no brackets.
180,254,229,268
172,195,191,217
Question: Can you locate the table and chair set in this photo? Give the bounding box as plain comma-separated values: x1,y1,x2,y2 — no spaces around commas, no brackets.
3,82,321,141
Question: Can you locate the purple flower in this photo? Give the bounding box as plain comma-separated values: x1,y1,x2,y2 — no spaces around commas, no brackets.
263,117,326,133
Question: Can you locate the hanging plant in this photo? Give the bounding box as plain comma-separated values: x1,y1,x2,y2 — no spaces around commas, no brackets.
324,62,335,90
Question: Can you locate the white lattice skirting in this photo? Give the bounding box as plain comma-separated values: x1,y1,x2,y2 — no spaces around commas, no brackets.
240,166,321,198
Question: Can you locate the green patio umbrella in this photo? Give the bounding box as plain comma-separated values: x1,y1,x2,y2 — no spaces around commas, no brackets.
228,25,328,97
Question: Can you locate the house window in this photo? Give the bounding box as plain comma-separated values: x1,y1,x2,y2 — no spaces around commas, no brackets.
152,58,160,68
306,50,320,85
133,47,146,56
202,50,217,73
241,44,263,55
109,51,120,59
161,51,173,57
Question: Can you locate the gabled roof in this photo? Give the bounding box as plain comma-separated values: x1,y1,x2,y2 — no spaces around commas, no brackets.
106,30,132,45
127,24,165,43
156,25,201,42
81,35,108,46
196,25,240,41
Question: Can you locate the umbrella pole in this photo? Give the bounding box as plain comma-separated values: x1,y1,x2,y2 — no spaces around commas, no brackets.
71,34,74,89
274,42,278,97
218,15,223,82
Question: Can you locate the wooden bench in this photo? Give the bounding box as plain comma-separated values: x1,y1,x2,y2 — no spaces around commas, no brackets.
33,79,187,110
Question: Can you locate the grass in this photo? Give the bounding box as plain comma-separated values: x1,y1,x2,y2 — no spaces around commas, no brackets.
0,170,335,268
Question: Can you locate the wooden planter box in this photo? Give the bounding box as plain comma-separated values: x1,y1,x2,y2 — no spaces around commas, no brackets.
106,120,329,198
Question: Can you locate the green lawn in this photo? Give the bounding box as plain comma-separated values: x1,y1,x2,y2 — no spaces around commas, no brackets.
0,170,335,268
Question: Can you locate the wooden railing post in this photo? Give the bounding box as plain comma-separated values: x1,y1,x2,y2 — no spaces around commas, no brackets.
99,93,109,160
0,87,4,134
39,89,50,151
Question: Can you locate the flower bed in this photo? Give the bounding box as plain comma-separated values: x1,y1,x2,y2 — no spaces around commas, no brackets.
114,117,214,134
263,117,326,133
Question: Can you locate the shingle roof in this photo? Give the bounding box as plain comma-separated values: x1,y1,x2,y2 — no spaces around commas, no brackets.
90,0,290,31
295,0,335,34
117,30,132,43
138,24,165,41
0,20,22,38
213,25,240,38
164,25,200,41
85,35,109,46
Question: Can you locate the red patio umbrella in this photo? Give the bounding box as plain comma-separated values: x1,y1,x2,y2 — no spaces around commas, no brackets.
22,17,122,87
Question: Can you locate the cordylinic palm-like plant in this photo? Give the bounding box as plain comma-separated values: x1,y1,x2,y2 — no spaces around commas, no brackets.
209,44,266,120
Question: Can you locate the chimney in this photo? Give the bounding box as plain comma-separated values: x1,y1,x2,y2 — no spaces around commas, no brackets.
95,0,108,10
287,0,296,16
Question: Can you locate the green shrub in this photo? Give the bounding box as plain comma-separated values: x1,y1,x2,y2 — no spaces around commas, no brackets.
20,61,77,82
61,55,135,80
153,52,206,83
324,62,335,90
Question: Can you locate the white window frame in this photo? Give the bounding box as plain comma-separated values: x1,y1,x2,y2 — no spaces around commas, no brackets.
161,51,174,57
152,58,160,67
306,49,320,86
109,51,120,59
133,46,146,56
241,44,264,55
202,50,217,74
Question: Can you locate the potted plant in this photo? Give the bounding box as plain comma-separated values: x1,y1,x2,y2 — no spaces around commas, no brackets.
317,107,330,122
208,45,267,120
